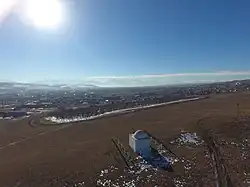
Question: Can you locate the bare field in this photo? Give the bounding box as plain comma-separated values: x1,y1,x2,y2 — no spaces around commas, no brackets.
0,93,250,187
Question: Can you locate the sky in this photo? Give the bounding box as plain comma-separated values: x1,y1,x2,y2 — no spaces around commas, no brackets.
1,0,250,87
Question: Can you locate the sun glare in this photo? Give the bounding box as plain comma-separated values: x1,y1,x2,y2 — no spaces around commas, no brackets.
23,0,64,29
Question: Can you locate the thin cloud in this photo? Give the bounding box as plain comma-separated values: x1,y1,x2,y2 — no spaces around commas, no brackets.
29,71,250,87
88,71,250,79
82,71,250,87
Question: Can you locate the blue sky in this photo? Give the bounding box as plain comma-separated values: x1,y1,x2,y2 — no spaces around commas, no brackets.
1,0,250,86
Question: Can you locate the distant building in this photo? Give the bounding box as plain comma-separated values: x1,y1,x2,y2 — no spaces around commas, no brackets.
129,130,151,158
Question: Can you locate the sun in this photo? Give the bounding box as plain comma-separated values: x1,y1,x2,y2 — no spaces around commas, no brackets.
23,0,64,29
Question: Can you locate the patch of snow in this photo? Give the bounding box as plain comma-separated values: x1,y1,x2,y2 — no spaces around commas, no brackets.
2,117,13,120
96,158,170,186
183,160,192,170
73,181,85,187
129,157,157,175
173,177,186,187
172,132,203,146
204,151,210,158
243,172,250,185
167,157,179,165
45,97,203,124
0,115,29,121
241,152,247,160
230,141,238,146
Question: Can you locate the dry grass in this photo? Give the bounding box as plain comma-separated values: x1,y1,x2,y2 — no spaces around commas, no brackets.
0,92,249,186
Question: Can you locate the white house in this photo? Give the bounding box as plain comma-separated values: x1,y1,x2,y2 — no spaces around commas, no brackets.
129,130,151,158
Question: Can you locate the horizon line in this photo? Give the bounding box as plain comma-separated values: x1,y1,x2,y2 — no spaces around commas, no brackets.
1,70,250,87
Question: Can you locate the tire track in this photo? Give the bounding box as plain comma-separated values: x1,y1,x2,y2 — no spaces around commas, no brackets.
0,123,72,151
203,130,234,187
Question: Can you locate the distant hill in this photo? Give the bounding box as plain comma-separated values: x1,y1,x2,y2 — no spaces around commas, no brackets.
0,82,99,92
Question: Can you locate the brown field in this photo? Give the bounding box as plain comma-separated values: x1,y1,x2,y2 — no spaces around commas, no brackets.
0,93,250,187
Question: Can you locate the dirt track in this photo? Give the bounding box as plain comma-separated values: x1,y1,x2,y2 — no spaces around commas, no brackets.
0,93,249,187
